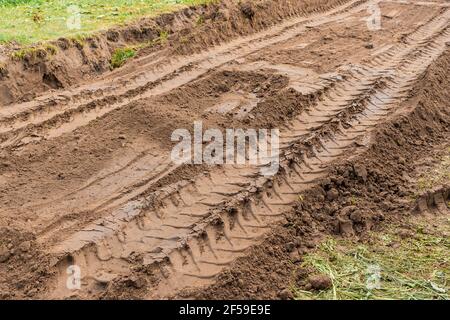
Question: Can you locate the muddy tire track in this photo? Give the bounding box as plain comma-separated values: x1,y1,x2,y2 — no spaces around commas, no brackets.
0,0,449,300
44,6,450,299
0,0,369,242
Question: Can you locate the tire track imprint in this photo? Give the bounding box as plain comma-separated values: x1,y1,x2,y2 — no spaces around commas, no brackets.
44,6,450,299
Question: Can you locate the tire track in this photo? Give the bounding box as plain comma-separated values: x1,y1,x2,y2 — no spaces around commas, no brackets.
46,10,450,298
0,0,369,244
151,24,450,298
3,1,441,236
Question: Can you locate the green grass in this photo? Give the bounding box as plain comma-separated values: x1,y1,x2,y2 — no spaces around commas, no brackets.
109,28,171,68
0,0,217,45
0,61,6,73
110,47,136,68
293,218,449,300
10,43,58,60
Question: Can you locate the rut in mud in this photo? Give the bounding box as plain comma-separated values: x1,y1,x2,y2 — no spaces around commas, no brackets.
0,0,449,299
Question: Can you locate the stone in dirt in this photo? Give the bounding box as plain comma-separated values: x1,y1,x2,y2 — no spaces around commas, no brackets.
341,205,357,216
327,188,339,201
285,242,296,252
0,246,11,263
353,164,368,182
278,288,293,300
337,216,354,236
18,241,31,252
397,228,415,239
349,209,364,223
308,274,332,290
289,250,302,263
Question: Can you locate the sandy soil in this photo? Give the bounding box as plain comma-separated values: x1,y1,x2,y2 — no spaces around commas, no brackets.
0,0,449,299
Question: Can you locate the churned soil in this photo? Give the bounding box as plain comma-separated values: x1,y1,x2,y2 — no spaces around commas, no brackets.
0,0,449,299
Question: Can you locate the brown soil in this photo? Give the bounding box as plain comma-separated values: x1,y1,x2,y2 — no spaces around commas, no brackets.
0,0,449,300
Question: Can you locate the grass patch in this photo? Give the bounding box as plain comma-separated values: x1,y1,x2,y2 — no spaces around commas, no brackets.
0,0,217,45
10,43,58,60
158,29,169,44
68,34,90,48
110,47,136,69
196,14,205,26
109,28,171,68
0,61,7,76
293,218,449,300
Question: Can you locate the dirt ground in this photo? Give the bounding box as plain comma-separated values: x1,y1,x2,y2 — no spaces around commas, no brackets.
0,0,449,299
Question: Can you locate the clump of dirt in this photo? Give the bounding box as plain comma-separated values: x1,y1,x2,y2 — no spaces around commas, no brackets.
178,49,450,299
0,0,351,106
307,274,333,291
